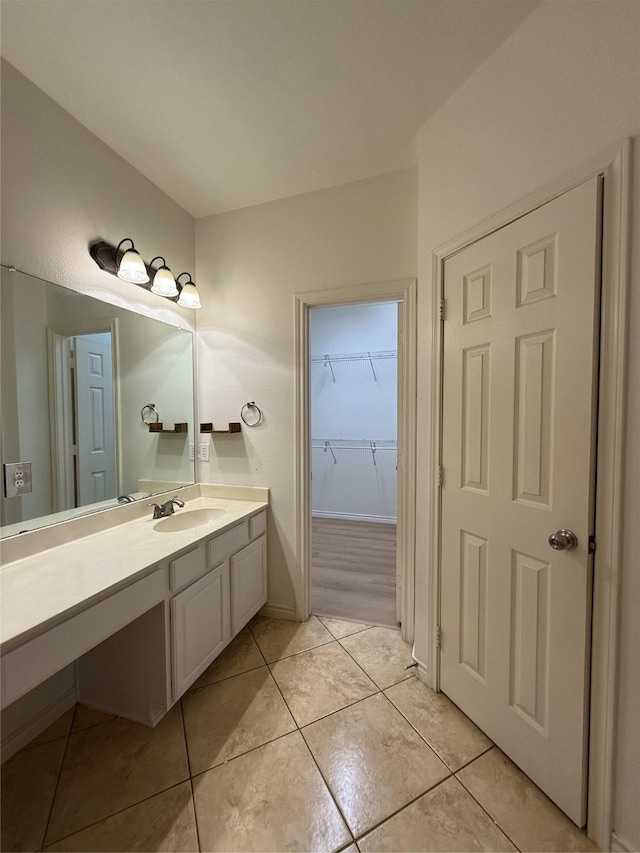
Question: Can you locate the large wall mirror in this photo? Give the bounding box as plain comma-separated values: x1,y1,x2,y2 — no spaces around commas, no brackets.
0,266,195,539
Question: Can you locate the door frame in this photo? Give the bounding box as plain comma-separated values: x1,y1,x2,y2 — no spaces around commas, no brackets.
295,278,417,642
424,140,631,849
47,317,120,511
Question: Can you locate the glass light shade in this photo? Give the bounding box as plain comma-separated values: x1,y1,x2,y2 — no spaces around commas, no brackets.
117,248,149,284
177,282,201,309
151,266,178,297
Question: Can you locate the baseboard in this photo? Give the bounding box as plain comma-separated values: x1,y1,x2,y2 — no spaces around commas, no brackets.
312,511,397,525
259,603,297,621
1,686,76,763
611,831,638,852
413,659,430,686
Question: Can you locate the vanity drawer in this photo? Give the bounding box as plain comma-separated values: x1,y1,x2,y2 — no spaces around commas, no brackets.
207,521,249,567
249,511,267,540
170,544,207,592
1,568,166,709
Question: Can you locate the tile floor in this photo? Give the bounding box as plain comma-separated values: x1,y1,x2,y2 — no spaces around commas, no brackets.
1,615,598,852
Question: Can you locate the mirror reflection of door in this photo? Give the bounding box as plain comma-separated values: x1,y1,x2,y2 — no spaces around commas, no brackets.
51,331,116,510
74,333,116,506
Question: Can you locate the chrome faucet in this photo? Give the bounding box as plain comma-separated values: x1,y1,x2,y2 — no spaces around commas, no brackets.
148,496,185,519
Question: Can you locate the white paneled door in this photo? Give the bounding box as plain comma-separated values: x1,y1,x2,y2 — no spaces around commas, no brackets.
75,334,116,505
440,177,602,826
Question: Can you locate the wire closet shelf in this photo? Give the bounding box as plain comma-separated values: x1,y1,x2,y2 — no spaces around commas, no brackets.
311,349,397,382
311,438,397,466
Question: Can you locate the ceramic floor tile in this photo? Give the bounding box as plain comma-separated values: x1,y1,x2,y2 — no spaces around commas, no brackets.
190,625,264,690
341,846,359,853
385,678,492,770
45,705,188,845
270,640,378,726
182,665,296,775
359,776,516,852
249,614,334,662
1,738,66,852
23,707,74,749
457,748,598,852
318,616,371,640
44,781,198,852
71,703,116,733
193,730,352,852
303,693,449,837
340,626,414,689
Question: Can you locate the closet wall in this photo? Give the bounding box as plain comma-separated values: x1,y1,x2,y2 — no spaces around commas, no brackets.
310,302,398,524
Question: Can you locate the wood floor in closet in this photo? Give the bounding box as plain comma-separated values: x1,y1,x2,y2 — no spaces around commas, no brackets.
311,517,397,627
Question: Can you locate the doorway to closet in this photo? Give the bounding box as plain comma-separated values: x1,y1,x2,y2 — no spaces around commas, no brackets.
310,301,399,627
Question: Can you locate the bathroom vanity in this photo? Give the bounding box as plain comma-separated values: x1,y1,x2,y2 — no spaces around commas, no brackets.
0,487,268,732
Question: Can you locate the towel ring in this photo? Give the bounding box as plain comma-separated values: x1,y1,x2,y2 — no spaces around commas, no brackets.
141,403,159,424
241,401,263,427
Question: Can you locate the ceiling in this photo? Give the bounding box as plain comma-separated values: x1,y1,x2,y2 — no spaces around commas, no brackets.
1,0,537,218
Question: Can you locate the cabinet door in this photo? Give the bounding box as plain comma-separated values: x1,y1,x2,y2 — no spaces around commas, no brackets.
230,536,267,635
171,561,230,699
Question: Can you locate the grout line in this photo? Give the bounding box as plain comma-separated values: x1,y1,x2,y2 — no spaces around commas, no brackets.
452,743,495,774
185,662,267,694
352,773,455,845
39,779,191,850
262,647,356,844
188,729,297,782
247,617,337,663
298,728,356,844
262,637,336,664
380,683,481,773
39,703,78,851
454,752,523,853
273,673,380,730
336,636,414,693
179,698,202,853
315,616,375,640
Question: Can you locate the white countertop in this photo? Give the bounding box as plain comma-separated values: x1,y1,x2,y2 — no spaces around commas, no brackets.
0,495,267,652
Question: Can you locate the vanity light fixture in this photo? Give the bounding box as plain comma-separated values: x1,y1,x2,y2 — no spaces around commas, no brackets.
149,256,178,297
176,273,202,309
89,239,202,309
115,238,149,284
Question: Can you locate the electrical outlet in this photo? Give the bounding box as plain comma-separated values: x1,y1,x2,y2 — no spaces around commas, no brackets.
3,461,33,498
198,442,210,462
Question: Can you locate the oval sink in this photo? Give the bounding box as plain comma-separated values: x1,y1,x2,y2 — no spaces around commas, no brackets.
153,507,226,533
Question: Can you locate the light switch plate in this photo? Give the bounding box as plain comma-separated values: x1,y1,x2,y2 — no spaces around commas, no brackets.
3,461,33,497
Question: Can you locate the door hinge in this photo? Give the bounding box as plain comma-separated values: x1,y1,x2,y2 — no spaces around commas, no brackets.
435,626,442,649
437,465,444,487
588,535,597,555
439,299,446,321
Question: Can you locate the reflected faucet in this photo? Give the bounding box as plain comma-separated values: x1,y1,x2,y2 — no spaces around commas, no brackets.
148,496,185,519
117,495,136,504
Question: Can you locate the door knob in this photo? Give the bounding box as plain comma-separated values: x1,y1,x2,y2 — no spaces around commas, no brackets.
548,529,578,551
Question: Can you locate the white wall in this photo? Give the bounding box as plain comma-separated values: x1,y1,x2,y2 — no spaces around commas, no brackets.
413,2,639,848
310,302,398,522
196,168,417,613
1,60,196,330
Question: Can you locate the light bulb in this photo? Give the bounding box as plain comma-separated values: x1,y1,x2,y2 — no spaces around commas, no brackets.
117,248,149,284
177,282,201,309
151,265,178,297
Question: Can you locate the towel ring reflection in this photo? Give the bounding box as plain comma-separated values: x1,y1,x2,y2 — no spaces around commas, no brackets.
141,403,159,424
241,401,263,427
